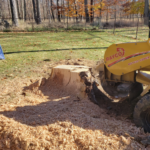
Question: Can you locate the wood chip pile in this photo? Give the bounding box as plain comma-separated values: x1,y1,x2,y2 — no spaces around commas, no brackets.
0,59,150,150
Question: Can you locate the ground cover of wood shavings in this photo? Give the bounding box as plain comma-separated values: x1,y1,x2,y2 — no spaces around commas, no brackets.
0,59,150,150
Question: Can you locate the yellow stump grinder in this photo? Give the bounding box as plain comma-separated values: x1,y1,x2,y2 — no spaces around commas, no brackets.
95,38,150,132
91,0,150,132
50,1,150,132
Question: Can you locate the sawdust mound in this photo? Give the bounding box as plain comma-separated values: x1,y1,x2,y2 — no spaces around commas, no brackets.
0,59,150,150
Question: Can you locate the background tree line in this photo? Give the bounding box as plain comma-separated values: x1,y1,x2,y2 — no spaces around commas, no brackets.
0,0,145,27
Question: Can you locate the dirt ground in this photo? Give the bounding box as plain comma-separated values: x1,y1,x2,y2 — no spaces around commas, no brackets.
0,59,150,150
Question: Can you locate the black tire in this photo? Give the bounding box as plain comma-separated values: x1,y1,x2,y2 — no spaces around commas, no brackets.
127,82,143,101
134,94,150,132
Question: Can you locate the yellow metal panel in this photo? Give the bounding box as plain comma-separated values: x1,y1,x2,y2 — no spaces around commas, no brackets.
140,65,150,71
111,74,121,81
122,71,135,82
104,39,150,75
105,67,135,82
141,84,150,96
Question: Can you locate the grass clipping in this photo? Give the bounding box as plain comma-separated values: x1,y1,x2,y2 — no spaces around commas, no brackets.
0,63,150,149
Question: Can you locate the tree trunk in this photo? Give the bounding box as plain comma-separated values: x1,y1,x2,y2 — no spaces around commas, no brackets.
113,7,116,34
50,0,55,21
0,0,2,21
57,0,61,22
106,6,108,23
61,0,62,19
120,12,122,27
27,0,32,20
9,0,19,26
84,0,89,22
24,0,27,21
42,0,45,20
75,7,78,22
16,0,21,19
67,0,69,29
7,0,11,19
46,0,49,19
99,8,102,28
63,0,65,22
32,0,41,24
36,0,41,24
46,0,51,25
22,0,24,20
32,0,37,23
90,0,93,22
136,16,139,39
99,0,102,28
74,0,78,22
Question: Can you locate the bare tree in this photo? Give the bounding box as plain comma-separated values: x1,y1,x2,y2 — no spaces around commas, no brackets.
42,0,46,20
36,0,41,23
50,0,55,21
99,0,102,28
32,0,41,24
16,0,21,19
90,0,94,22
0,0,2,20
32,0,37,22
74,0,78,22
57,0,61,22
9,0,19,26
21,0,24,20
46,0,51,24
106,6,109,23
7,0,11,19
24,0,27,21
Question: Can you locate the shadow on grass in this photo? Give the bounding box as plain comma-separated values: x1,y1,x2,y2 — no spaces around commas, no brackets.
107,29,148,33
4,47,108,55
87,32,113,43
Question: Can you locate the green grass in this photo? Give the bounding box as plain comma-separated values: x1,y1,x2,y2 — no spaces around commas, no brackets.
106,26,149,40
0,29,148,79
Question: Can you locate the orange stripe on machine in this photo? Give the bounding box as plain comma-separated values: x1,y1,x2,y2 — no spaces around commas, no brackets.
107,51,150,67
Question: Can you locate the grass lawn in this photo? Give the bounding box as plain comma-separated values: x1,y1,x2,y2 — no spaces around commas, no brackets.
0,28,149,79
111,26,149,40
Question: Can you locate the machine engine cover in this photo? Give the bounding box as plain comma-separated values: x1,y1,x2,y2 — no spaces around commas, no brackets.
104,39,150,75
